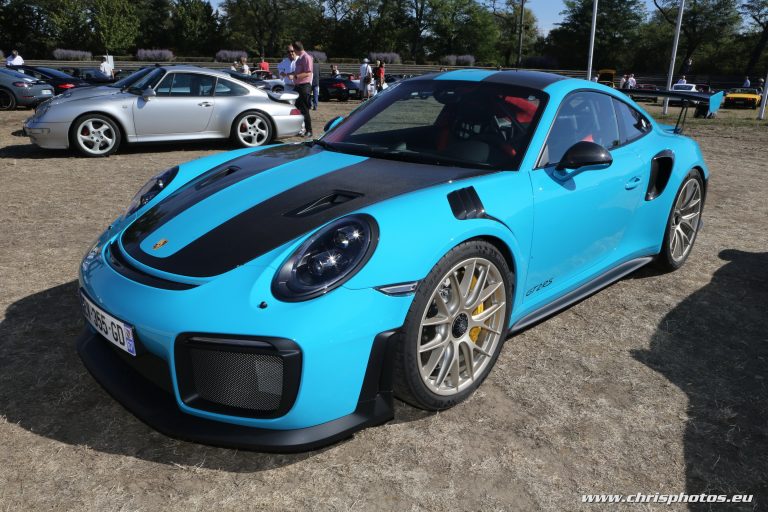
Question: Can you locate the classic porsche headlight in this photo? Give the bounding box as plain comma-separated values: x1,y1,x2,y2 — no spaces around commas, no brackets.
272,215,379,301
124,166,179,217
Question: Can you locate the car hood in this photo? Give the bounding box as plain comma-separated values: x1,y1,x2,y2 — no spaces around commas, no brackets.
119,144,489,279
49,85,122,104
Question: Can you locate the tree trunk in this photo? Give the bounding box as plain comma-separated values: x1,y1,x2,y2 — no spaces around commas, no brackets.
745,25,768,77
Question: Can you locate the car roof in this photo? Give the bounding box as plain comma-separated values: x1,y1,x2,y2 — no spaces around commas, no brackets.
159,65,231,78
410,69,568,90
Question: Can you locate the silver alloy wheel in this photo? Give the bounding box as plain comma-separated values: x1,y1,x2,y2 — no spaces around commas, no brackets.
237,114,269,146
418,257,507,395
669,178,702,262
76,118,117,155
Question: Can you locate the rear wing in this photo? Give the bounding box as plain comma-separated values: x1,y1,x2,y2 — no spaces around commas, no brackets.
623,89,724,133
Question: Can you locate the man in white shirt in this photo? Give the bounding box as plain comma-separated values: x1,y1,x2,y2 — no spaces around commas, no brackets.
277,52,297,91
5,49,23,67
677,76,687,84
359,58,372,100
99,56,114,79
627,73,636,89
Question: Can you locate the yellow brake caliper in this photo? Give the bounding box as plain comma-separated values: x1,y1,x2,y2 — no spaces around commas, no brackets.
469,275,483,343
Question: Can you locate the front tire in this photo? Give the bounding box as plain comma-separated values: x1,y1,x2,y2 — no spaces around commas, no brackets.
231,111,273,148
393,240,512,411
0,88,17,110
70,114,121,157
654,170,704,271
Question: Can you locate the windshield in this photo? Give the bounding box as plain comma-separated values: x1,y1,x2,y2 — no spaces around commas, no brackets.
126,68,165,93
321,80,547,170
729,88,758,94
111,67,155,89
37,67,76,79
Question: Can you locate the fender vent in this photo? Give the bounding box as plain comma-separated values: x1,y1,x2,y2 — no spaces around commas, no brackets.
285,190,363,217
646,150,674,201
447,187,485,220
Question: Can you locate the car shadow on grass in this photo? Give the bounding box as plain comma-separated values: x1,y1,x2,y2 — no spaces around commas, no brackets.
632,250,768,510
0,280,337,470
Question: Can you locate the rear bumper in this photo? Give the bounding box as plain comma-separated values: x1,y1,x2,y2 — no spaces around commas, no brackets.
77,328,397,452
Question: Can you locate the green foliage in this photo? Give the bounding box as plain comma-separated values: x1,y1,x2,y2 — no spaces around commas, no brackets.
88,0,140,54
171,0,220,55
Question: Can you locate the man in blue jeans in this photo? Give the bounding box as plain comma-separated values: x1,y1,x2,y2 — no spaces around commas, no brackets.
287,41,313,138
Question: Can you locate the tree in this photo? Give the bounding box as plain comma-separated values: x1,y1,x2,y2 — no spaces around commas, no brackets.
544,0,646,70
171,0,220,55
0,0,56,57
652,0,741,68
482,0,539,66
49,0,93,51
88,0,140,54
430,0,499,62
136,0,173,49
741,0,768,75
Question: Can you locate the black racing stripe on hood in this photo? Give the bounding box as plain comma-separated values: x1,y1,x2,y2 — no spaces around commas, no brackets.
123,144,319,246
122,157,494,278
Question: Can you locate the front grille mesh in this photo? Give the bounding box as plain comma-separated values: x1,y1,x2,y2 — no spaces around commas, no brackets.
189,348,283,411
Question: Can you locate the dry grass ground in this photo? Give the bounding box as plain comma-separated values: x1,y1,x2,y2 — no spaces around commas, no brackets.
0,98,766,512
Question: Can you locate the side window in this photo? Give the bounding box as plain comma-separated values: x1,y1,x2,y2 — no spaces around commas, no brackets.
155,74,174,96
215,78,249,97
613,99,651,144
539,92,620,167
160,73,215,97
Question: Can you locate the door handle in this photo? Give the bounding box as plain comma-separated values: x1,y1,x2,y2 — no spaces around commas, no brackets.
625,176,642,190
198,101,213,107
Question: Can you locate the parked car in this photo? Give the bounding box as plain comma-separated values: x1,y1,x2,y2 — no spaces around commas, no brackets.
628,83,658,102
57,66,117,85
8,65,91,95
723,88,762,109
24,65,304,156
0,68,55,110
220,69,285,92
76,70,715,451
668,83,700,106
51,66,160,102
318,75,357,101
597,68,616,88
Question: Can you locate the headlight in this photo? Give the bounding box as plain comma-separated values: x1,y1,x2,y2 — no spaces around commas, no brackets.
124,166,178,217
272,215,378,301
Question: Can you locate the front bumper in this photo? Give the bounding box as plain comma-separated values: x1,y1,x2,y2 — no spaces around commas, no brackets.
77,328,397,452
23,117,70,149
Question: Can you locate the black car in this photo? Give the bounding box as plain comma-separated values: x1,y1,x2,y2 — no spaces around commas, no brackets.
8,65,90,95
58,67,116,85
319,75,360,101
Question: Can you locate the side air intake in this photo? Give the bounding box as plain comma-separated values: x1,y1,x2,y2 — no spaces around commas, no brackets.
447,187,486,220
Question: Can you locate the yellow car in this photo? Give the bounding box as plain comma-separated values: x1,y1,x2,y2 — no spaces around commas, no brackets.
723,88,762,109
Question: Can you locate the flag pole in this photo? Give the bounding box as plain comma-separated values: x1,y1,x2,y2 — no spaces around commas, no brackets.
586,0,598,80
663,0,685,115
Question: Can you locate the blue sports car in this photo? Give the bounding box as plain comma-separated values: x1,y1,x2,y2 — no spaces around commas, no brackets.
77,70,718,451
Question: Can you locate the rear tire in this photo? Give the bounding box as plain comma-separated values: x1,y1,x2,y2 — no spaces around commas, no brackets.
231,111,273,148
69,114,121,157
393,240,512,411
0,88,17,110
654,170,704,272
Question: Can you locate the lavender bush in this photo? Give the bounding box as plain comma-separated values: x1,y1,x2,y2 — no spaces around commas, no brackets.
215,50,247,62
53,49,93,61
137,49,174,61
308,50,327,63
440,55,457,66
456,54,475,66
368,52,401,64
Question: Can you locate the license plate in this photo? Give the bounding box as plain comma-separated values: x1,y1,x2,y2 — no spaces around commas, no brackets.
41,90,52,95
81,293,136,356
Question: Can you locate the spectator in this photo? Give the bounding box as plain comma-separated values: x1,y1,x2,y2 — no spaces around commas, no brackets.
240,56,251,75
758,78,765,95
628,73,636,89
277,50,297,91
375,59,385,93
5,49,23,67
288,41,313,138
98,56,114,79
359,58,373,100
311,55,320,110
259,57,270,72
743,76,751,88
439,67,447,72
619,74,627,89
681,58,693,75
230,60,238,72
330,64,340,77
677,75,687,84
591,75,598,82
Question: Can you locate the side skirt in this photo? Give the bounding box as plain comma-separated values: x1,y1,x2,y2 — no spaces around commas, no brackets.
510,256,654,334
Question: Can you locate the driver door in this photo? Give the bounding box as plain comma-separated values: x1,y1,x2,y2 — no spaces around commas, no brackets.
525,91,645,301
133,72,216,138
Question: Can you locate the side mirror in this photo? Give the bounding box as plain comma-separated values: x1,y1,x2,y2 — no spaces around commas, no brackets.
324,115,344,132
556,141,612,170
142,87,156,101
